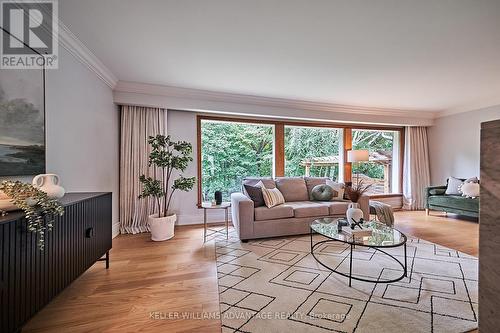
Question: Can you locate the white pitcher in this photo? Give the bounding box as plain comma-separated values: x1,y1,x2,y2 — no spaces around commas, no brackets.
32,174,65,199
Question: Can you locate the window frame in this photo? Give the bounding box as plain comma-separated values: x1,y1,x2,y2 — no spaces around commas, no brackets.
197,114,405,206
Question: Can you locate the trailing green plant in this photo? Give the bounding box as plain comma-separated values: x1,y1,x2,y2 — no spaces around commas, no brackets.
139,135,196,217
0,180,64,250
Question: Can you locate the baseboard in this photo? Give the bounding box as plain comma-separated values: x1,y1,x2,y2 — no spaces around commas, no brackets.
112,222,120,238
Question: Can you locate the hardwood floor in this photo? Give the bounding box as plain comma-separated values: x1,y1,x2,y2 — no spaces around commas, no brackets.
394,210,479,256
24,211,478,332
24,226,221,333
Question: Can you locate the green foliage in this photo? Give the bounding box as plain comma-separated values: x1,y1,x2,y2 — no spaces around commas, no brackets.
174,177,196,191
284,127,340,178
201,121,273,201
138,175,163,199
139,135,196,217
200,123,397,200
0,180,64,250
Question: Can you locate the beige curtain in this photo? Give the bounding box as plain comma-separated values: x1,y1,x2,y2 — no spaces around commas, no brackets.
403,126,431,210
120,105,166,234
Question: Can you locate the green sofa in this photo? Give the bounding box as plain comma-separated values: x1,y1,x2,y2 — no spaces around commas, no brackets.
425,185,479,218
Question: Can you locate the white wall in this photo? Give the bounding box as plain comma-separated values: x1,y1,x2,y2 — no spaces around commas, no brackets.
428,105,500,185
167,110,227,224
1,47,120,235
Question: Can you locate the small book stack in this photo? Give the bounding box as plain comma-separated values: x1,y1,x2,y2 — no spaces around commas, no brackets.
342,226,373,238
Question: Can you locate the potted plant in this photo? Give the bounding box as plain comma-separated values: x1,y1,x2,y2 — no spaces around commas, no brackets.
0,180,64,250
345,179,372,224
139,134,196,241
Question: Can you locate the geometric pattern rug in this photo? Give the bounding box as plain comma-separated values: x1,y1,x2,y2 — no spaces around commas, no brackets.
214,229,478,333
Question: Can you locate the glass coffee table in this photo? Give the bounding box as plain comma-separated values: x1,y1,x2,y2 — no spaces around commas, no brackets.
310,218,407,287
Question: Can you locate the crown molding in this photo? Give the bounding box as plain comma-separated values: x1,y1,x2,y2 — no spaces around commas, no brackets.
115,81,438,120
58,22,118,88
435,99,500,118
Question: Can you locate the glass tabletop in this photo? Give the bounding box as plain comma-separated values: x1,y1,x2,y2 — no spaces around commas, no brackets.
311,217,407,248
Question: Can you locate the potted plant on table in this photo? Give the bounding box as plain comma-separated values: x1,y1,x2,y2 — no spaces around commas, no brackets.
345,178,372,224
0,180,64,250
139,134,196,241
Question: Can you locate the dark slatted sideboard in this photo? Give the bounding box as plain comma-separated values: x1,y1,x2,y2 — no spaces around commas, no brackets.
0,192,113,333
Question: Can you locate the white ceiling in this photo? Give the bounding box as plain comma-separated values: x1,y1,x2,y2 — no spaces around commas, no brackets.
60,0,500,113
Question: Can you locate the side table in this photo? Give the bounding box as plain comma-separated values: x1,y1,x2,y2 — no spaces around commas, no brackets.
201,202,231,242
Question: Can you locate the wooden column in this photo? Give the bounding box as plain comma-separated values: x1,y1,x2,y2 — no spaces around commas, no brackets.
274,123,285,177
343,128,352,183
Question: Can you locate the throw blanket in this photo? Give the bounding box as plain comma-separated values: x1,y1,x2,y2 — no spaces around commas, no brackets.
370,200,394,227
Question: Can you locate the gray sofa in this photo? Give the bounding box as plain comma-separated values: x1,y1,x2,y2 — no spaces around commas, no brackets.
231,177,370,241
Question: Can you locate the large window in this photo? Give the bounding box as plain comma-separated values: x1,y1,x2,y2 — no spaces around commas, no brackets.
198,116,403,204
200,119,273,201
285,126,343,180
351,129,401,195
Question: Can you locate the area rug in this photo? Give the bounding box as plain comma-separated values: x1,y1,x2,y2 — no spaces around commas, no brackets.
213,229,478,333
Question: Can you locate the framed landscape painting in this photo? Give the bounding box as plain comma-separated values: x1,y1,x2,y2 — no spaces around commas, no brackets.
0,51,46,175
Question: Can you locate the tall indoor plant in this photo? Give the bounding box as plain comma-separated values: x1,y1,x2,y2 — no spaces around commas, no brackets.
139,134,195,241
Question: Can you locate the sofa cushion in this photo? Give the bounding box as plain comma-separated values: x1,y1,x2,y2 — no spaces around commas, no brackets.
284,201,329,218
429,188,446,195
275,177,309,202
428,195,479,212
311,184,334,201
318,201,351,215
304,177,328,199
445,177,464,195
254,204,294,221
260,183,286,208
326,179,345,200
242,177,276,189
243,184,265,207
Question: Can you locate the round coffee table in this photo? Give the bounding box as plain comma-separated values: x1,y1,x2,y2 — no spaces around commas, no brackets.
310,218,407,287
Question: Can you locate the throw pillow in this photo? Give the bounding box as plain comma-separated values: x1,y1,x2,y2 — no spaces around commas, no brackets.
243,184,265,207
445,177,463,195
464,177,479,184
460,182,480,198
311,184,334,201
258,181,285,208
326,179,345,200
429,188,446,196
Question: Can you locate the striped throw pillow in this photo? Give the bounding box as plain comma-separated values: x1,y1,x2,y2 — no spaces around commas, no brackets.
257,181,285,208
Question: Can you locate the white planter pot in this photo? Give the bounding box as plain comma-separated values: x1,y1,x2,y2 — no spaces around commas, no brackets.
148,213,176,241
346,202,364,224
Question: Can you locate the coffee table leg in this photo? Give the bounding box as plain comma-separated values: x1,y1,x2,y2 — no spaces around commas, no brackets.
404,243,407,277
310,228,313,253
203,208,207,243
225,207,229,240
349,244,353,287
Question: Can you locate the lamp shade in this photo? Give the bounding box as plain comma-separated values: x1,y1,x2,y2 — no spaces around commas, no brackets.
347,150,369,162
